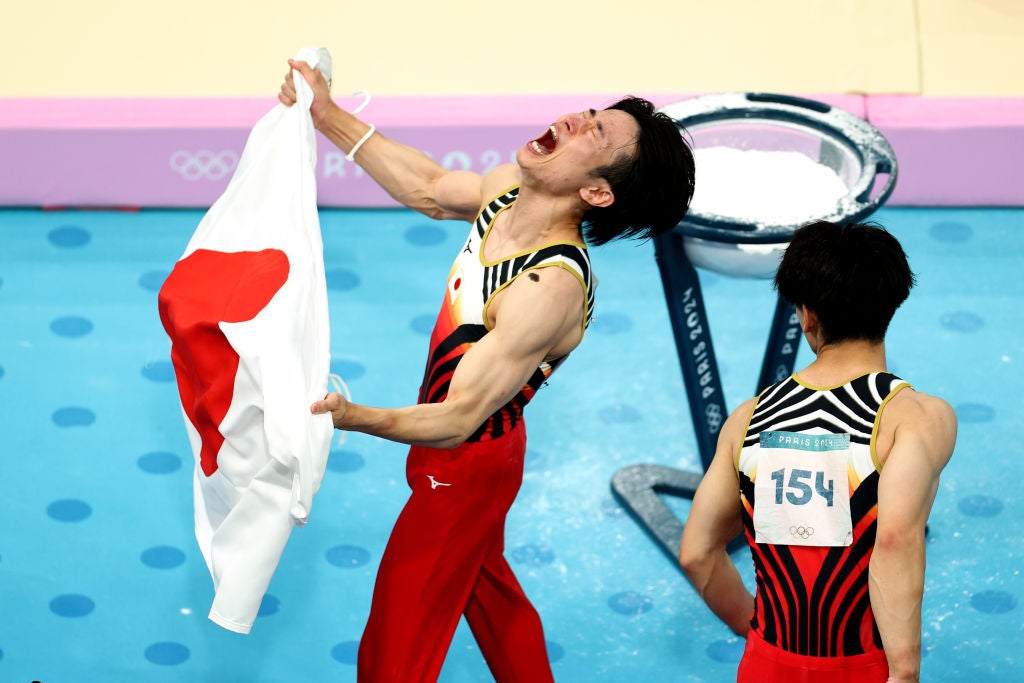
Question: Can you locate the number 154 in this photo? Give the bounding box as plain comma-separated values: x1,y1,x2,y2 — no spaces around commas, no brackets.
770,468,835,507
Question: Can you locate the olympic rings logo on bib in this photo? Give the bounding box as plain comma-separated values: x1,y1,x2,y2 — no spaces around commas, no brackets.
789,525,814,540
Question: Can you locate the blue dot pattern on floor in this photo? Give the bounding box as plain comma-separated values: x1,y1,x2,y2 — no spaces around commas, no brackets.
50,315,94,338
0,206,1020,682
46,499,93,522
326,449,366,474
706,638,745,664
141,546,187,570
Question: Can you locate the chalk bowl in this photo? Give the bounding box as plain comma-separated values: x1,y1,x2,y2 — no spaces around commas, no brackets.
660,93,898,278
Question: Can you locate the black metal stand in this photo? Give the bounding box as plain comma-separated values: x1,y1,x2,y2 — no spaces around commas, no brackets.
651,229,726,473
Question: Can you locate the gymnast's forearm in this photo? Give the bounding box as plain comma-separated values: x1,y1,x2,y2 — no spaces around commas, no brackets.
336,399,484,450
869,535,924,681
314,103,459,219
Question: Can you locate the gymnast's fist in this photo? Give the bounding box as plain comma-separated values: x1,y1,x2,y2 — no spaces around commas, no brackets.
311,392,348,431
278,59,333,127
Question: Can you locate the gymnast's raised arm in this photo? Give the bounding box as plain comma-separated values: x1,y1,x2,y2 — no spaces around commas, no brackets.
279,59,487,222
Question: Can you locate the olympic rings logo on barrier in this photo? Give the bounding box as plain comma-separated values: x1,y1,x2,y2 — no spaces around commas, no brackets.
789,525,814,540
169,150,238,181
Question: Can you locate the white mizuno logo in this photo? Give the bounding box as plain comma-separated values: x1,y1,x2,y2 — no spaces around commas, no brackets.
427,475,453,490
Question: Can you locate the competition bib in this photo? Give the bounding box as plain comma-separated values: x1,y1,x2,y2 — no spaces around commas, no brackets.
753,431,853,547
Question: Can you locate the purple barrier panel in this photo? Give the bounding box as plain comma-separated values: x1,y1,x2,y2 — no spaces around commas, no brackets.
866,95,1024,206
0,94,700,209
0,124,573,208
2,93,926,210
0,98,268,208
0,128,249,208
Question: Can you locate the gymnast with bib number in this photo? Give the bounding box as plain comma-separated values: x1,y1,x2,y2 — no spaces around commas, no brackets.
679,221,957,683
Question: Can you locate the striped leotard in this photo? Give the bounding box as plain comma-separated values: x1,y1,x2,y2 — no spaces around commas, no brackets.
417,186,595,441
357,186,595,681
737,371,910,657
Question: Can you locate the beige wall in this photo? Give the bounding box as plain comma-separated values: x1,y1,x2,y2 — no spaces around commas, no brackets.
1,0,1021,98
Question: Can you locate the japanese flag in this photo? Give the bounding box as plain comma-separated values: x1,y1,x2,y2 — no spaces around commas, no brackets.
157,47,335,634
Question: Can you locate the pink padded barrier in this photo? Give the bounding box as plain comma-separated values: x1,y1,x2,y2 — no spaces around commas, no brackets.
0,94,1018,208
866,95,1024,206
0,94,683,208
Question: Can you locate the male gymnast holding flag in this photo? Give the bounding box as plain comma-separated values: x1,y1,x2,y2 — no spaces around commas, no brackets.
279,59,695,682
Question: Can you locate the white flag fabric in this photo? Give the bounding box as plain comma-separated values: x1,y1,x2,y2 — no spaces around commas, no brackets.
157,47,334,634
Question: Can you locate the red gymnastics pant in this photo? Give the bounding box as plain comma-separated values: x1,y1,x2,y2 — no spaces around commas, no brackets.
738,629,890,682
356,422,554,683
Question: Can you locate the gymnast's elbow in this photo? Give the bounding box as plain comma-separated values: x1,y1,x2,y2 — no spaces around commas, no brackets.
678,545,705,580
678,535,716,588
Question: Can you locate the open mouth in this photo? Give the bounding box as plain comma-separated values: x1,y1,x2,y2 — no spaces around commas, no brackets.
529,126,558,155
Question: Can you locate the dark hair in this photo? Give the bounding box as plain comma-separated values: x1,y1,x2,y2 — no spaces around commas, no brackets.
581,97,696,246
773,220,915,344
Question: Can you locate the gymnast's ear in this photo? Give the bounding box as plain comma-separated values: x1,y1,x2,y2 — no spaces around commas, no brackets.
579,181,614,209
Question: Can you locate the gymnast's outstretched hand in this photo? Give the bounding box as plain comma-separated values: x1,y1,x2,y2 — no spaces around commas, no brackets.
311,392,349,431
278,59,334,128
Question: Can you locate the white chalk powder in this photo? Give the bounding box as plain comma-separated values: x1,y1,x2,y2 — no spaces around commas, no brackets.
690,146,849,225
